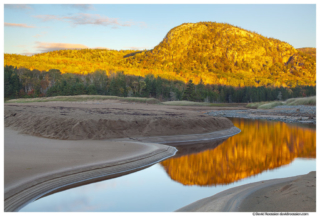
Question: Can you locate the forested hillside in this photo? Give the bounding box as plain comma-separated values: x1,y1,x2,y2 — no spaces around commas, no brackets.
4,22,316,88
4,65,316,102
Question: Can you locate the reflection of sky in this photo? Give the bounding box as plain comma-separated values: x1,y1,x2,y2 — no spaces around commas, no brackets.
20,158,316,212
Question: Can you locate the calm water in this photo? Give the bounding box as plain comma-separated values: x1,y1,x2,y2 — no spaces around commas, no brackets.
20,118,316,212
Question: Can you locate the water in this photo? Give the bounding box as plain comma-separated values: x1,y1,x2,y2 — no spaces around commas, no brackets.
20,118,316,212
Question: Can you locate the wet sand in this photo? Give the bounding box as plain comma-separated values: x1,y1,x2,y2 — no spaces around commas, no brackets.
4,100,236,211
177,172,316,212
4,128,177,212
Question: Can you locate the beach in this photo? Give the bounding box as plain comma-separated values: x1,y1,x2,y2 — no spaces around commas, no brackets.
4,100,236,211
4,100,316,212
4,100,234,140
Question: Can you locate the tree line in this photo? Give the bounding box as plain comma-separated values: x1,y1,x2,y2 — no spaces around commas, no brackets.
4,65,316,103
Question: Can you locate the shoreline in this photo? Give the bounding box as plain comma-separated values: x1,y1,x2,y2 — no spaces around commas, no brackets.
177,171,316,212
4,101,315,212
207,105,316,125
4,125,239,212
4,128,177,212
4,101,237,211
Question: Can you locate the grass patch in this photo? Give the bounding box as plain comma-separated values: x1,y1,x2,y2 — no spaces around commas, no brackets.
285,96,316,106
120,97,160,104
246,102,269,109
258,101,284,109
5,95,160,104
6,96,246,107
246,96,316,109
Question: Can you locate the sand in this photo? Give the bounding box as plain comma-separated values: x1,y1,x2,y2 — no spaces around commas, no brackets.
177,171,316,212
4,100,237,212
5,100,315,213
4,128,177,212
238,172,316,212
4,100,234,140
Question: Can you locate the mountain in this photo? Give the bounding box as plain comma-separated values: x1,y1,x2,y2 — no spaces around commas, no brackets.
4,22,316,87
297,47,316,58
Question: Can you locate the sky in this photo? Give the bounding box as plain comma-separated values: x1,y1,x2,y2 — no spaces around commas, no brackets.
3,3,317,56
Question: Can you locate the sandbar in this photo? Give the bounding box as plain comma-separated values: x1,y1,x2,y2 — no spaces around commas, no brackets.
4,128,176,211
177,171,316,212
4,100,237,212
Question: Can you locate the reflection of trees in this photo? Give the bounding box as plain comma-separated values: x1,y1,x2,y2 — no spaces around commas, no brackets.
160,119,316,186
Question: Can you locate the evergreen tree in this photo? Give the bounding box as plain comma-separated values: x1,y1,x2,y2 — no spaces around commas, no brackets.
4,66,22,98
182,80,196,101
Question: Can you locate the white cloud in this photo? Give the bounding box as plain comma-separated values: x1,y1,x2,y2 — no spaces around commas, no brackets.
5,22,35,28
33,15,62,22
33,13,147,28
4,4,32,10
21,49,35,56
35,42,88,53
64,13,123,26
34,42,110,53
93,47,109,49
65,4,95,11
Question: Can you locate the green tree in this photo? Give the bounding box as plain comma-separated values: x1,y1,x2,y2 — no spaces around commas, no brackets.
182,80,196,101
4,66,22,98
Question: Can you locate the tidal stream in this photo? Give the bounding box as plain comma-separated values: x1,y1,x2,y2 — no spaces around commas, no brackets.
20,118,316,212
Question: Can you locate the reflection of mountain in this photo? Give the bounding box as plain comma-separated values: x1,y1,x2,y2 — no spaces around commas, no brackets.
160,119,316,186
172,138,227,158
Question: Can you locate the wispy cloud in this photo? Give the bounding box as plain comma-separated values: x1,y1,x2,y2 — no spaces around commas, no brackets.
65,4,95,11
33,13,147,28
33,15,62,22
4,4,32,10
34,42,109,53
64,13,124,27
94,47,109,49
35,42,88,53
33,32,47,38
21,51,35,56
5,22,35,28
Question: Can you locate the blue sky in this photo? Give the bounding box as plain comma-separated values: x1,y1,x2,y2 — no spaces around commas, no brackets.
4,3,316,55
